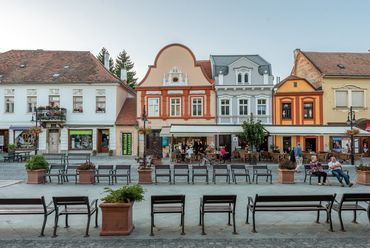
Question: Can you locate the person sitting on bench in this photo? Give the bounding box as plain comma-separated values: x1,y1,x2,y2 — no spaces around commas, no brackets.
328,156,353,187
309,155,327,186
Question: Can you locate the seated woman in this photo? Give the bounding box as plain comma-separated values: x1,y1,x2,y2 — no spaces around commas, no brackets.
309,155,327,186
273,146,281,153
174,146,182,163
185,146,194,163
220,147,230,163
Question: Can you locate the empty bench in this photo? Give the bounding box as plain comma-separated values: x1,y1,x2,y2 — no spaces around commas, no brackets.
246,194,336,233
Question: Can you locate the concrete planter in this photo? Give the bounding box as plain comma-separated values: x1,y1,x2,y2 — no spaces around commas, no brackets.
278,168,295,184
138,169,153,184
27,169,46,184
152,158,162,166
99,201,134,236
356,170,370,185
78,170,95,184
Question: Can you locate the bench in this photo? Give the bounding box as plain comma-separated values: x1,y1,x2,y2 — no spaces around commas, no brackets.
112,165,131,185
52,196,98,238
212,164,230,184
3,155,15,162
66,153,90,165
332,193,370,231
173,164,189,184
0,197,55,237
150,195,185,236
252,165,272,184
154,165,171,185
304,164,350,185
230,164,251,184
199,195,238,235
94,165,114,185
60,165,79,184
43,153,66,165
192,165,209,184
43,164,65,184
246,194,336,233
20,154,32,162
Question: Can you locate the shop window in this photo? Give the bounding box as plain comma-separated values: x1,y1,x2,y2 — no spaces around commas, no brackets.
303,103,313,119
27,96,37,113
96,96,106,113
5,96,14,113
14,130,36,149
148,98,159,117
220,99,230,115
239,99,248,115
282,103,291,119
69,130,92,150
49,95,60,107
170,98,181,117
192,98,203,116
257,99,266,115
73,96,83,113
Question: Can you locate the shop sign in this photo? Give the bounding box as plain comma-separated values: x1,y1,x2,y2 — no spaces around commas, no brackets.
70,130,92,135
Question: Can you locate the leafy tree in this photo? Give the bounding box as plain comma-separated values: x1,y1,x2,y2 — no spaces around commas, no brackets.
240,113,266,164
96,47,114,73
114,49,138,89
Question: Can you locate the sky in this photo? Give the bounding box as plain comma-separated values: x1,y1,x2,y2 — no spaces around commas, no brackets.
1,0,370,83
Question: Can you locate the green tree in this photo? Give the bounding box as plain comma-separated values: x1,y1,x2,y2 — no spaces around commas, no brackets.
114,49,138,89
240,113,266,164
96,47,114,73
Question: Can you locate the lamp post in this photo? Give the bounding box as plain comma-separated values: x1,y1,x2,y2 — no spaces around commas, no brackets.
346,106,356,165
141,105,148,167
31,108,40,155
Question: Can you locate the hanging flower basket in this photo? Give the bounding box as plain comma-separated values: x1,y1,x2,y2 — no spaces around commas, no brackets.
29,126,43,134
346,128,359,135
145,127,152,135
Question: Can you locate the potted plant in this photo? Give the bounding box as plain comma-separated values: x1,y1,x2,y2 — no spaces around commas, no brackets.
77,162,96,184
99,185,146,236
145,127,152,135
25,155,50,184
29,126,42,135
8,144,16,156
92,150,97,156
108,150,114,156
356,164,370,185
37,106,45,110
278,159,296,184
269,144,275,151
346,128,360,135
138,127,145,135
149,141,163,166
135,156,154,184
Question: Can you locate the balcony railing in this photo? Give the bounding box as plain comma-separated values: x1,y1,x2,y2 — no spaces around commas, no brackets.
37,107,67,122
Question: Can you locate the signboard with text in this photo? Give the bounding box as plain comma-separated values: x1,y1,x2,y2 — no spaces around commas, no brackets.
122,133,132,155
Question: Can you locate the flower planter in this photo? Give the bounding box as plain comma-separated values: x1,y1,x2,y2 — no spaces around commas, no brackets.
145,131,150,135
278,168,295,184
152,158,162,166
356,170,370,185
99,201,134,236
27,169,46,184
78,170,95,184
138,169,153,184
139,131,144,135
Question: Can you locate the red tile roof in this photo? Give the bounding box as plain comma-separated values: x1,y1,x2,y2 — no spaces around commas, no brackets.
0,49,121,83
116,98,137,125
197,60,212,79
302,51,370,76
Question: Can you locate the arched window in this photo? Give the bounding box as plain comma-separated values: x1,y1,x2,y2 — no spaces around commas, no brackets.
238,74,242,83
244,74,248,83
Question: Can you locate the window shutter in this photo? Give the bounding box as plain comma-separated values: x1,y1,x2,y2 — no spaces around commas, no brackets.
335,91,347,107
352,91,364,107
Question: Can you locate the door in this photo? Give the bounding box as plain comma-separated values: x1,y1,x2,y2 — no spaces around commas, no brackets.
0,130,9,153
48,129,59,153
283,137,291,153
362,137,370,157
219,135,231,154
98,129,110,153
146,130,162,155
305,138,316,152
122,133,132,155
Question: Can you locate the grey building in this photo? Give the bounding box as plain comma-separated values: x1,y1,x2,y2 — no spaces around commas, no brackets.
210,55,274,153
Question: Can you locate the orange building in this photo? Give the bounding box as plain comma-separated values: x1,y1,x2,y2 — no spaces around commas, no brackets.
272,75,324,152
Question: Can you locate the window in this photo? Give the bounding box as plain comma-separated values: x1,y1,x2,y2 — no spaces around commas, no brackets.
244,74,248,83
148,98,159,117
303,103,313,119
14,130,36,149
294,82,297,87
352,91,364,107
282,103,291,119
238,74,242,83
27,96,37,113
170,98,181,117
96,96,106,113
192,98,203,116
335,91,347,107
49,95,60,107
239,99,248,115
221,99,230,115
5,96,14,113
257,99,266,115
73,96,83,113
69,130,93,150
235,69,251,84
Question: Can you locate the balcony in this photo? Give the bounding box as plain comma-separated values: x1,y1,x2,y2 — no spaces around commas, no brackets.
37,107,67,122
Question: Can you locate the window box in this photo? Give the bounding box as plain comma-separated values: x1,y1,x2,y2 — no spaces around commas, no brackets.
73,109,83,113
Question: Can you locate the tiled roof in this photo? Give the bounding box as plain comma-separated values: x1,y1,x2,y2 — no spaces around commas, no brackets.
116,98,137,125
197,60,212,79
0,49,121,83
302,51,370,76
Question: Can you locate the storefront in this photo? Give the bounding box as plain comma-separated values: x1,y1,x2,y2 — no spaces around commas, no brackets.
9,126,36,150
331,136,369,156
68,130,93,150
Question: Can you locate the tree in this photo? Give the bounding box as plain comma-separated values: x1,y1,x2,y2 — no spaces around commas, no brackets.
96,47,114,73
114,49,138,89
240,113,266,164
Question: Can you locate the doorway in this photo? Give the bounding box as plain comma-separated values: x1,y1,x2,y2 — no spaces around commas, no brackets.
48,129,59,153
219,135,231,153
146,130,162,155
0,129,9,153
98,129,110,153
305,138,316,152
283,136,291,153
362,137,369,157
122,133,132,155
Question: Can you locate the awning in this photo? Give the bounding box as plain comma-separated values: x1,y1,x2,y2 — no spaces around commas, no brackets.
159,127,171,137
9,125,33,130
169,124,243,137
264,125,370,136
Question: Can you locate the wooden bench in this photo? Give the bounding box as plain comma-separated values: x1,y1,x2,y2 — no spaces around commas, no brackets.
192,165,209,184
0,197,55,237
154,165,171,185
332,193,370,231
230,164,251,184
304,164,350,185
52,196,98,238
246,194,336,233
94,165,114,185
112,165,131,185
173,164,189,184
43,164,65,184
252,165,272,184
150,195,185,236
212,164,230,184
60,165,79,184
199,195,238,235
43,153,66,165
65,153,90,165
3,155,15,162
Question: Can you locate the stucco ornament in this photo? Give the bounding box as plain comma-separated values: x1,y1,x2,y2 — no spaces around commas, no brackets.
163,67,188,86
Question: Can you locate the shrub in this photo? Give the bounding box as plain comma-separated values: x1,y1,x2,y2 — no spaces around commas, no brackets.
25,155,49,171
278,159,296,170
78,162,96,170
356,164,370,171
101,185,146,203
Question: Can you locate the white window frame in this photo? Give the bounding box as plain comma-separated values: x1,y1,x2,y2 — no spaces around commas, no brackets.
219,97,232,116
27,96,37,113
170,97,181,117
191,97,203,117
96,96,106,113
73,96,83,113
333,85,367,109
148,98,160,117
5,96,14,113
256,97,268,116
237,97,250,116
235,68,252,85
49,95,60,108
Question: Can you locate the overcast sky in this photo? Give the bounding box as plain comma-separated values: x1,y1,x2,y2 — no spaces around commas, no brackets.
1,0,369,83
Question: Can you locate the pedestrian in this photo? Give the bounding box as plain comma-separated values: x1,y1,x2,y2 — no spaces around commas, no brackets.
328,156,353,187
294,142,303,172
310,155,327,186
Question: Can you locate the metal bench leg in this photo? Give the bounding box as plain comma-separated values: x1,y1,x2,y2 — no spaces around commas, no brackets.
232,211,238,235
352,210,358,223
328,210,334,232
245,206,249,224
315,210,320,223
248,175,251,184
252,211,257,233
51,212,59,238
201,212,206,235
270,175,272,184
256,176,258,184
181,213,185,235
150,213,154,236
227,209,231,226
65,214,70,228
84,216,91,237
39,214,47,237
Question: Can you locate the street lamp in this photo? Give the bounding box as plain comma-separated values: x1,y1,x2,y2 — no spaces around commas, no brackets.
30,108,40,155
346,106,356,165
141,105,148,167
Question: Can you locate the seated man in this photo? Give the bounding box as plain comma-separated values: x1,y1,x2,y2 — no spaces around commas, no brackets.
185,146,194,163
310,155,327,186
174,146,181,163
328,156,353,187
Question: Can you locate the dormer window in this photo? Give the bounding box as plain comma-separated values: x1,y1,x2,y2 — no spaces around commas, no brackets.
234,68,252,85
244,74,248,83
238,74,242,83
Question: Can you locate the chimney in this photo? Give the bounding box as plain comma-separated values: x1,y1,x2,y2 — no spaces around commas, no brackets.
218,71,223,85
293,48,301,60
121,68,127,81
104,52,110,70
